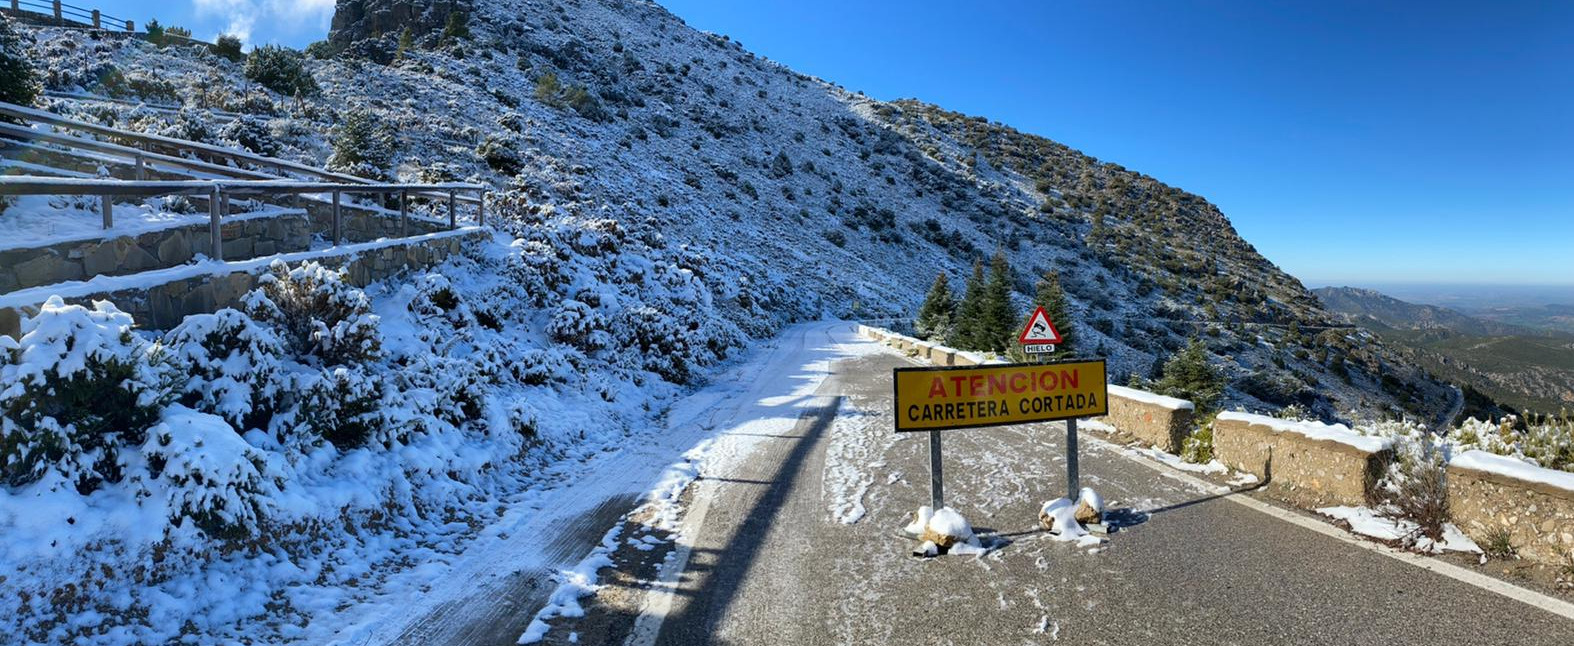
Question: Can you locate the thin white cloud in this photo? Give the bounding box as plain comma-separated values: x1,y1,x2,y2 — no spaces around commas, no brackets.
190,0,334,44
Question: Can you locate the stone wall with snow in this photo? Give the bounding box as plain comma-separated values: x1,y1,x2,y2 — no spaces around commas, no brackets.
0,229,484,337
1213,412,1394,508
1092,385,1195,453
1446,450,1574,565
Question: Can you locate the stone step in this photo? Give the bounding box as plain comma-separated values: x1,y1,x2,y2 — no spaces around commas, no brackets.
0,228,488,339
0,209,312,294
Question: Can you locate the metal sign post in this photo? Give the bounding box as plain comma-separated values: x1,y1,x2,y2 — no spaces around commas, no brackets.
928,430,944,509
1066,417,1079,499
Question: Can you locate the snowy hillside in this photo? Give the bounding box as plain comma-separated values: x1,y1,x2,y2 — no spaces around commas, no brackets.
0,2,1471,640
18,0,1453,422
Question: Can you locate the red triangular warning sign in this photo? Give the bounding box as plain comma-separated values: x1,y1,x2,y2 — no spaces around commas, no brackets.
1018,306,1064,344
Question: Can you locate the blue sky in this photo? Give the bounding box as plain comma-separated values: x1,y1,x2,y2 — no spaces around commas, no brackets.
97,1,1572,287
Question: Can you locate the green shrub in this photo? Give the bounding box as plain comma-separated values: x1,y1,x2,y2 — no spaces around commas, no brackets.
0,15,40,110
1152,339,1226,413
326,107,395,179
1381,436,1451,544
243,261,382,367
1180,415,1215,464
0,298,171,491
477,133,523,175
212,34,245,63
244,44,319,97
163,309,285,431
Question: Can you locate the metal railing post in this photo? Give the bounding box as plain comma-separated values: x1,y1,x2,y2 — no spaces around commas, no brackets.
477,190,485,227
331,190,342,245
52,1,61,24
133,152,145,180
10,1,19,14
209,186,224,261
101,195,112,229
447,190,457,229
91,9,99,28
399,190,408,237
126,19,133,33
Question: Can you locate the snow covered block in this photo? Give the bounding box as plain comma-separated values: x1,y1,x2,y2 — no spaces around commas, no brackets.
1213,412,1393,508
951,350,983,366
1447,451,1574,566
1094,385,1195,453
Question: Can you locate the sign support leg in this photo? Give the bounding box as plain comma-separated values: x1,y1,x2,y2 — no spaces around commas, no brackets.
1066,417,1080,500
929,430,944,510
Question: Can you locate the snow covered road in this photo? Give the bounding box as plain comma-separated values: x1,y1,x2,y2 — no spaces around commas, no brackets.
325,320,873,646
521,330,1574,645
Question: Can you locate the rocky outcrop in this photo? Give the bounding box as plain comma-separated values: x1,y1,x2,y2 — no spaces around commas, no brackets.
327,0,472,59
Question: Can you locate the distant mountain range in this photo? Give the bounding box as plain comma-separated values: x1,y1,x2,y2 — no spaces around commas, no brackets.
1315,287,1574,416
1312,287,1552,338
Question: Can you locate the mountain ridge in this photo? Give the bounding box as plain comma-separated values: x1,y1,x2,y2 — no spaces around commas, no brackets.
17,0,1455,424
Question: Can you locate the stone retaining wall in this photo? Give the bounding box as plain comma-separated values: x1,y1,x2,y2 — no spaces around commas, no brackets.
1092,386,1195,453
0,213,311,294
0,231,483,336
303,199,450,243
1447,452,1574,565
1213,413,1392,508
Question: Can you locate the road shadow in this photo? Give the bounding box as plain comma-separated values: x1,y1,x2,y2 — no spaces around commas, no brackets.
650,391,846,645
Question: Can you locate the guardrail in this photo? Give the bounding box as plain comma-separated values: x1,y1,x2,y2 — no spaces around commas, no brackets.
41,90,246,122
4,0,133,31
0,100,485,210
0,176,488,262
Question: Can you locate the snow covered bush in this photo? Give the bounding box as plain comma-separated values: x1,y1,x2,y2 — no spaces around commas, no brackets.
245,261,383,366
244,44,319,97
1452,415,1574,473
142,406,280,539
477,132,525,175
0,298,171,491
212,34,245,63
328,107,396,179
163,309,286,431
506,238,570,306
218,115,282,157
286,366,390,450
547,300,606,350
0,15,39,110
1378,432,1452,545
1180,415,1216,464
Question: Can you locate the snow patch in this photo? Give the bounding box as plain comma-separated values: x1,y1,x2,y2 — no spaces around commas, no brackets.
1217,412,1393,454
1316,506,1481,554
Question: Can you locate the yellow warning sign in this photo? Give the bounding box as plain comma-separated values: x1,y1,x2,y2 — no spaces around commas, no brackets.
892,360,1108,432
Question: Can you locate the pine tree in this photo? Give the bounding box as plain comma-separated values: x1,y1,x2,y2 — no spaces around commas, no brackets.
1029,270,1074,355
914,272,955,341
0,16,40,112
947,260,986,350
1284,319,1304,346
396,27,415,60
978,250,1016,353
1154,338,1226,412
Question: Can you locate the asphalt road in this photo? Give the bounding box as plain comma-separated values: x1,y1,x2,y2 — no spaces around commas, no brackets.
543,338,1574,646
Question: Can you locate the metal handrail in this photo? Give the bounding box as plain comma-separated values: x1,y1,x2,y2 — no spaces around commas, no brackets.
42,90,245,122
0,176,488,262
0,121,276,180
0,100,484,207
6,0,135,31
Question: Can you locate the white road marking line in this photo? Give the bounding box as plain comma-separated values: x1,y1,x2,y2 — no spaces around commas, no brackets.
1115,443,1574,622
624,478,716,646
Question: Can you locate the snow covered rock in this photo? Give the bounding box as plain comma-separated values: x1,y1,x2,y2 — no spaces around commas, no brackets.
905,505,984,555
1074,487,1104,525
1039,496,1106,548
